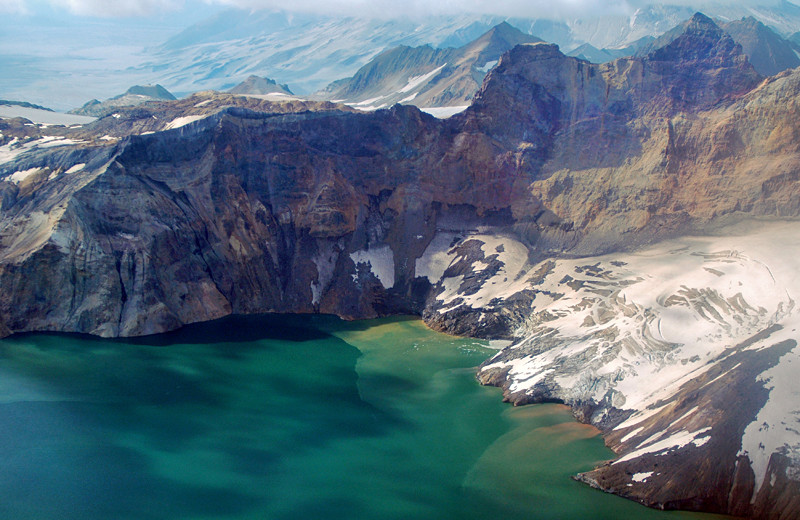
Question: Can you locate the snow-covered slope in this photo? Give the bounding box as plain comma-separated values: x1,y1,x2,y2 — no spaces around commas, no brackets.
417,221,800,514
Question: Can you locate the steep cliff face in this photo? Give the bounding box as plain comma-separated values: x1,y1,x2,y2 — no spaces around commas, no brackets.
2,13,800,519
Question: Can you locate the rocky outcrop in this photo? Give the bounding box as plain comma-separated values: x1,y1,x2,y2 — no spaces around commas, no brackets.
2,13,800,518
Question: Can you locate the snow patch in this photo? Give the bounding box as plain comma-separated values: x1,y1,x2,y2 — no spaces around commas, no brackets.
477,60,498,73
420,106,469,119
350,245,395,289
632,471,653,482
620,427,645,444
399,64,446,93
164,114,208,130
615,428,712,464
398,92,419,103
738,330,800,496
415,233,457,282
8,167,43,184
311,242,340,306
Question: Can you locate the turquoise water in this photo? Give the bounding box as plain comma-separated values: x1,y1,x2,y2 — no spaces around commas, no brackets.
0,314,724,519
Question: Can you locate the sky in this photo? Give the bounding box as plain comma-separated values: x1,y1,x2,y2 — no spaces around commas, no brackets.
2,0,795,20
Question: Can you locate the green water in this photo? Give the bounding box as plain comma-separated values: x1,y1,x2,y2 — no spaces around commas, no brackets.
0,314,723,520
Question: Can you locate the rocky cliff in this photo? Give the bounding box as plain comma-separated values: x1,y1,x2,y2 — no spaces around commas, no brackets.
1,12,800,519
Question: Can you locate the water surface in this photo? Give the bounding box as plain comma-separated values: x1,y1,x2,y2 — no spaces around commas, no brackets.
0,314,724,519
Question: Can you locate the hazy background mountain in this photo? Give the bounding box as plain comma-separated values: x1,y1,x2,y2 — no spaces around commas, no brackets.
69,84,176,117
316,22,542,111
3,1,800,110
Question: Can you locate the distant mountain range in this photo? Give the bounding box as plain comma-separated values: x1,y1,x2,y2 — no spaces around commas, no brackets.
316,22,541,110
139,2,800,99
317,14,800,112
573,15,800,76
6,1,800,111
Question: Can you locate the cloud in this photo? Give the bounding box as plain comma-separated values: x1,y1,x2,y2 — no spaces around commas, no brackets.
15,0,791,18
205,0,788,18
206,0,636,18
17,0,187,17
0,0,31,14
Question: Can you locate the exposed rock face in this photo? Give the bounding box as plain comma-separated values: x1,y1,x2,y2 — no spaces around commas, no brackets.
2,13,800,519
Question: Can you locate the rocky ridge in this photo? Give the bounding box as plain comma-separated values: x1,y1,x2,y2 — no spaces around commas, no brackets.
1,12,800,519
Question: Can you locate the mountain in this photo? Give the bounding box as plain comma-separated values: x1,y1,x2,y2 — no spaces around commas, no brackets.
569,14,800,78
721,16,800,76
138,10,514,96
635,12,800,78
566,38,654,63
70,84,176,117
229,76,294,96
2,12,800,519
0,100,53,112
5,2,800,110
141,4,800,98
566,43,620,63
317,22,541,110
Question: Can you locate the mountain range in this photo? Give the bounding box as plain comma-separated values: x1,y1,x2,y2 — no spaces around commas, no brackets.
316,22,541,110
2,9,800,520
6,2,800,110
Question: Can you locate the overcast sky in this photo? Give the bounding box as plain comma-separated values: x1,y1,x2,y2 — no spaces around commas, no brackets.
2,0,794,19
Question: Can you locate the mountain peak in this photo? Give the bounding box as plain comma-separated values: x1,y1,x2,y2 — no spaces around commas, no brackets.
723,15,800,76
689,11,715,27
637,11,750,67
229,76,294,96
472,21,541,48
123,84,176,101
